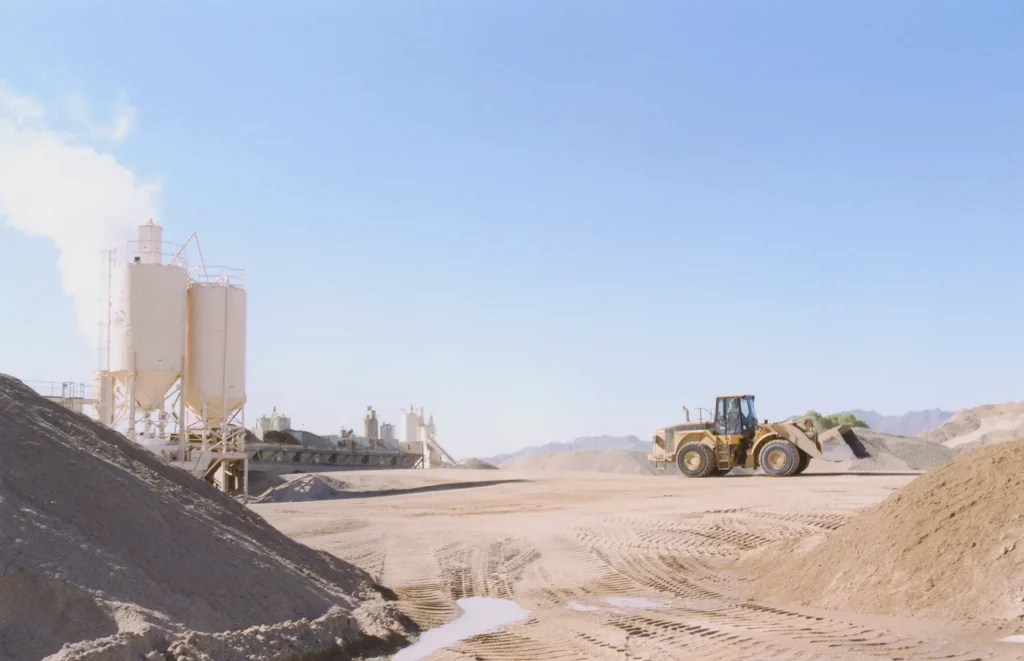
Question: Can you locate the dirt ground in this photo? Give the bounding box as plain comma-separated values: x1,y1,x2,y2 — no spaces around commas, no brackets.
255,468,1024,661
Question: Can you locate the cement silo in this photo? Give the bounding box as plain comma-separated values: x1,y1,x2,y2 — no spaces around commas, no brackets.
106,221,188,442
180,270,248,496
364,406,379,440
95,221,249,496
417,413,440,468
403,405,421,444
185,280,247,432
418,414,436,445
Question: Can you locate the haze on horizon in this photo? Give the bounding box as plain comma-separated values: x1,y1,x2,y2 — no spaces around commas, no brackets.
1,1,1021,459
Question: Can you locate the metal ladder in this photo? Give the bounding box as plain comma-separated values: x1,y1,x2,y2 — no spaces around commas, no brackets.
714,440,732,470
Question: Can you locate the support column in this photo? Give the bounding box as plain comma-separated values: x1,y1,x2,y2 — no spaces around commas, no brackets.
128,352,137,442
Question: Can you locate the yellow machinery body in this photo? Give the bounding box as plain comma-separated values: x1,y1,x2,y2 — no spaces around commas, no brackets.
648,395,866,477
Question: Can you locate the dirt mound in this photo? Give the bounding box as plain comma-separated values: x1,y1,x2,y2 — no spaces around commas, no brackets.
500,449,679,475
459,458,498,470
0,375,409,661
253,474,352,503
743,439,1024,621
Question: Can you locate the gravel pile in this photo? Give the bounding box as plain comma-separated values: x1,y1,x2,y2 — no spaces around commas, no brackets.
500,449,680,475
0,375,409,661
253,474,352,503
459,458,499,470
819,428,959,471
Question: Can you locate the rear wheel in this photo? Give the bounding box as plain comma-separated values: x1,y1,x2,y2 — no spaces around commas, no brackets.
759,440,801,477
676,442,717,478
795,451,811,475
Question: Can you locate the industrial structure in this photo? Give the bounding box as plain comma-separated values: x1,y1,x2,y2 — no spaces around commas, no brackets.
401,405,457,468
248,404,457,470
85,221,454,492
26,381,94,414
363,406,379,440
254,407,291,439
92,221,249,496
245,405,420,470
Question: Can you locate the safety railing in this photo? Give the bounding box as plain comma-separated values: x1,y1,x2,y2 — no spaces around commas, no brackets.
111,241,189,268
191,265,245,287
25,381,91,400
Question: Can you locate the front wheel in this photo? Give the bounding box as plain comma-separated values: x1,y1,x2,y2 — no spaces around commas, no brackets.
759,440,801,477
676,442,717,478
795,450,811,475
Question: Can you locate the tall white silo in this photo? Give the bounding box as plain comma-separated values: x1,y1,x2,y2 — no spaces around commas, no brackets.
364,406,379,440
418,414,436,444
93,369,112,427
107,222,188,435
417,413,439,468
403,405,421,444
185,281,247,430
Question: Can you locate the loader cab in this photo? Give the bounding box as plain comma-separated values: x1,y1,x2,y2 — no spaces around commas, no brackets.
714,395,758,437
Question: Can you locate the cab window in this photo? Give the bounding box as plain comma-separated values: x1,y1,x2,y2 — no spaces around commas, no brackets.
740,396,758,431
716,397,743,435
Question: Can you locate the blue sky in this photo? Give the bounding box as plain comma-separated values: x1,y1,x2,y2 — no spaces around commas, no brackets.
1,1,1021,457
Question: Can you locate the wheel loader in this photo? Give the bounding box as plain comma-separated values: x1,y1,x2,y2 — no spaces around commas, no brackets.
647,394,868,477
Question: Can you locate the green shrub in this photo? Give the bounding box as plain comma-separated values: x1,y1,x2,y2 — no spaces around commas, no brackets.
803,410,869,431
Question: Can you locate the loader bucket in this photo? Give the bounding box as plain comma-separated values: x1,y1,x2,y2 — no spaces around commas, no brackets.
764,421,825,460
834,424,870,459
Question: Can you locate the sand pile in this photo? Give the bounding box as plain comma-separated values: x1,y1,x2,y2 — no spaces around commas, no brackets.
920,402,1024,450
253,474,352,503
743,439,1024,621
0,375,409,661
458,458,498,470
500,449,680,475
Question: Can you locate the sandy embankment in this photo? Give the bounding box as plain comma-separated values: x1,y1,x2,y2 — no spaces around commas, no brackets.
0,375,412,661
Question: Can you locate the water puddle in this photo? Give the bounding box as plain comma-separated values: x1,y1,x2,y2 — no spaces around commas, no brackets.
567,601,602,612
605,597,667,610
999,635,1024,643
393,597,529,660
565,597,667,614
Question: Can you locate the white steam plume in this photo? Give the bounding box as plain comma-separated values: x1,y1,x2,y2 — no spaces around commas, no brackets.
0,81,160,341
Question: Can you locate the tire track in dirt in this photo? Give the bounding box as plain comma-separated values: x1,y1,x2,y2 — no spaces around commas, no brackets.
259,475,1011,661
380,532,460,629
390,511,1003,661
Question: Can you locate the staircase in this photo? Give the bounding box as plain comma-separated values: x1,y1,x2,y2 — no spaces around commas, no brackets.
714,439,732,471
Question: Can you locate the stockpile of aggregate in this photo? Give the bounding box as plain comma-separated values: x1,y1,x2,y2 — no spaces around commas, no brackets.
0,375,409,661
253,474,352,503
817,428,958,472
745,439,1024,621
500,449,680,475
459,458,499,470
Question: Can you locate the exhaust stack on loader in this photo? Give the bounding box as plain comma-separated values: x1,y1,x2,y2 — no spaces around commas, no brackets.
648,395,869,477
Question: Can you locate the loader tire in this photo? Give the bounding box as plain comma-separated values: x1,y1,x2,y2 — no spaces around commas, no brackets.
759,439,801,477
795,451,811,475
676,442,717,478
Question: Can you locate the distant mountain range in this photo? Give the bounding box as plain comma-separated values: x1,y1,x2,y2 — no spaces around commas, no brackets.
482,409,957,465
481,435,649,467
844,409,955,436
